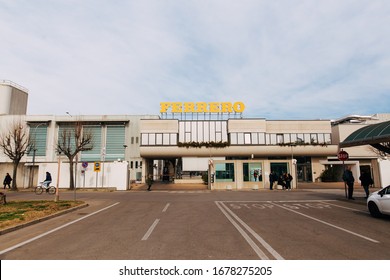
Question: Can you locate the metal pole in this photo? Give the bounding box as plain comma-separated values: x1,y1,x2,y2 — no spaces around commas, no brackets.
74,154,78,201
55,153,61,202
343,160,347,198
30,148,36,188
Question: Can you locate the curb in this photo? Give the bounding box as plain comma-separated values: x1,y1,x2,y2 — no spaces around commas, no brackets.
0,203,89,235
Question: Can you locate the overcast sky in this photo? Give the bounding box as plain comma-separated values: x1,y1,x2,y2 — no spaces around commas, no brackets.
1,0,389,120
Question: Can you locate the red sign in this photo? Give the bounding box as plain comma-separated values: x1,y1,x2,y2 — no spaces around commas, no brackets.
338,150,349,161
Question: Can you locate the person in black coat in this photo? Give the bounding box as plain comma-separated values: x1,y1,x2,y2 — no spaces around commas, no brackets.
3,173,12,189
343,166,355,200
359,171,373,198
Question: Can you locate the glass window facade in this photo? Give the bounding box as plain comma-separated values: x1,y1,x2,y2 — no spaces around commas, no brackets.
243,162,262,182
230,132,331,145
81,125,102,161
28,124,48,156
215,162,235,182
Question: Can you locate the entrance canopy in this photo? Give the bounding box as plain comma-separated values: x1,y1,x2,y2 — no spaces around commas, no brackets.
339,120,390,153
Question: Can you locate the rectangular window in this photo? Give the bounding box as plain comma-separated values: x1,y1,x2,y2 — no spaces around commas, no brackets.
318,134,325,144
170,134,177,145
209,122,216,142
270,134,277,144
135,161,138,169
81,125,102,161
324,133,331,144
251,133,258,145
203,122,209,142
258,133,266,144
141,134,148,145
244,133,251,144
156,133,163,145
215,163,235,182
277,134,284,144
243,162,262,182
58,124,76,152
131,137,134,144
237,133,244,144
130,161,133,169
230,133,237,145
28,124,48,157
163,134,170,145
106,125,125,161
148,133,156,145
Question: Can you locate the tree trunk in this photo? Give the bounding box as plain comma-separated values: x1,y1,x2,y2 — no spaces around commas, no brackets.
11,162,19,191
69,159,75,190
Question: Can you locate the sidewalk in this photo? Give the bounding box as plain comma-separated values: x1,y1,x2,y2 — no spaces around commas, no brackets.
131,181,377,191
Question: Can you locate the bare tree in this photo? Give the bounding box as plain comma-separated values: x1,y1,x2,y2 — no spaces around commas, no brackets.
0,121,31,190
56,121,93,190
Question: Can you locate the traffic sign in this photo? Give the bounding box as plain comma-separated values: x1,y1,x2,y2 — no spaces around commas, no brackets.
82,162,88,168
94,162,101,172
338,150,349,161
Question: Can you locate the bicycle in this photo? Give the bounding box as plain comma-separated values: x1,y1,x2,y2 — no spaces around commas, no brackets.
35,182,56,195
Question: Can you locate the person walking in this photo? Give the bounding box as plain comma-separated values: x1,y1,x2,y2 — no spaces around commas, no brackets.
359,171,373,198
343,166,355,200
3,173,12,189
146,175,153,191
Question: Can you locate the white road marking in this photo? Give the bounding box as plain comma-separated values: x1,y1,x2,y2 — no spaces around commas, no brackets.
141,219,160,241
215,201,284,260
321,201,368,213
0,202,120,256
269,202,380,243
162,203,170,212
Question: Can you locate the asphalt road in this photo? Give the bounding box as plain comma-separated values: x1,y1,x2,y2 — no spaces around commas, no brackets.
1,188,389,260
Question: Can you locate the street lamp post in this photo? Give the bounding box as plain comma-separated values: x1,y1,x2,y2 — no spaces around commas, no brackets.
55,151,61,202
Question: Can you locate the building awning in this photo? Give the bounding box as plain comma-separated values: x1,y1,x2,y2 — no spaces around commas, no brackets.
339,120,390,153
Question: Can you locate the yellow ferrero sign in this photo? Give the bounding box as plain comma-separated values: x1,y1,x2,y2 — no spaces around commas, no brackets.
160,102,245,113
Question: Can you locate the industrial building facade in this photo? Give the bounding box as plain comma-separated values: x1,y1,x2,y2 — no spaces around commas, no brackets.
1,81,390,190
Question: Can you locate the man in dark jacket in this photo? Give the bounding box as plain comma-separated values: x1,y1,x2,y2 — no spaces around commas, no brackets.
343,166,355,200
359,171,373,198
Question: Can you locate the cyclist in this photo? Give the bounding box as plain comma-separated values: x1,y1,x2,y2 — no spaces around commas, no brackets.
42,172,52,192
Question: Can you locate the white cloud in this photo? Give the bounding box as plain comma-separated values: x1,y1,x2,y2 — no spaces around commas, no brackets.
0,0,389,119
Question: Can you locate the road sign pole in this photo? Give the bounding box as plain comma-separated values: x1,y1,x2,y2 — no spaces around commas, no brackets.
343,160,347,198
338,150,349,199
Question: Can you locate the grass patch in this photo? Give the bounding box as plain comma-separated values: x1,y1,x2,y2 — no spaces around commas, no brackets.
0,200,84,230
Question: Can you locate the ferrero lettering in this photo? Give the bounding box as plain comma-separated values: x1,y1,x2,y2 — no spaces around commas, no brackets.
160,102,245,113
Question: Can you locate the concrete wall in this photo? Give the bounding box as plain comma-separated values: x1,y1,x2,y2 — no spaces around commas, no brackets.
0,82,28,115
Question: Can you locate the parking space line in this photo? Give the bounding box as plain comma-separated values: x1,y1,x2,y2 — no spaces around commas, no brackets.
269,202,379,243
321,201,368,213
0,202,120,256
215,201,284,260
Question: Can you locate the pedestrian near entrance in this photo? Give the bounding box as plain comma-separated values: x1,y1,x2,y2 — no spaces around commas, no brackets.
343,166,355,200
146,175,153,191
3,173,12,189
269,171,277,190
284,173,293,190
359,171,373,198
